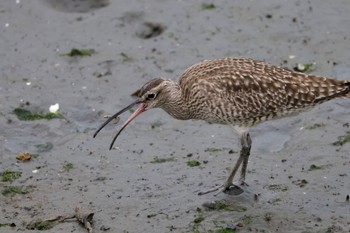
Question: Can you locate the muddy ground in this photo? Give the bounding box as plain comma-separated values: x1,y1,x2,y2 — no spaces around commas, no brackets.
1,0,350,232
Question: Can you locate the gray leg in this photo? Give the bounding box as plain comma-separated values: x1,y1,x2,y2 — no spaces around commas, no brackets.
223,131,251,189
198,131,251,195
238,132,252,185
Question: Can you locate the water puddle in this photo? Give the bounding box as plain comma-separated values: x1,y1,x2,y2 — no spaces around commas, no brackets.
253,131,290,153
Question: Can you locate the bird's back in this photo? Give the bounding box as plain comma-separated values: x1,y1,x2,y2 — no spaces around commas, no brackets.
178,58,349,126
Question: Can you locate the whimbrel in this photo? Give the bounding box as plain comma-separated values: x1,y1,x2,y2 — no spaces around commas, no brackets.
94,58,350,195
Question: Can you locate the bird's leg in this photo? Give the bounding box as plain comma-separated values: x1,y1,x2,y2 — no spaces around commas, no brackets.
197,154,245,196
222,131,251,189
198,131,250,196
238,132,252,185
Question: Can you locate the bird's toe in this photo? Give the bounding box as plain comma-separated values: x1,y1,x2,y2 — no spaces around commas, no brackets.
239,180,249,186
198,185,223,196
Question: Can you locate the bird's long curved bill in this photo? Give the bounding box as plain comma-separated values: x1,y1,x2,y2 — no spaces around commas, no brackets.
93,100,146,150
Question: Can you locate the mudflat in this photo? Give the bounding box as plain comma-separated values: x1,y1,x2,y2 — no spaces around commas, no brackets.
0,1,349,232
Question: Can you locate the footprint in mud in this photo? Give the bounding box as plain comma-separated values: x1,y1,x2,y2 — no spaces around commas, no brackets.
135,22,166,39
41,0,109,13
118,11,166,39
223,185,244,196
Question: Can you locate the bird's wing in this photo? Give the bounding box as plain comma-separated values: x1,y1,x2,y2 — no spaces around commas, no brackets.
180,57,348,105
179,58,350,124
179,58,349,124
193,71,298,121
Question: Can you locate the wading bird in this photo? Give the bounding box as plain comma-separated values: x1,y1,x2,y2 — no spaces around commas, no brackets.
94,58,350,195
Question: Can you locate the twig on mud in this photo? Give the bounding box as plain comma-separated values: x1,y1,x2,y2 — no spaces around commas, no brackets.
26,206,94,232
75,206,94,233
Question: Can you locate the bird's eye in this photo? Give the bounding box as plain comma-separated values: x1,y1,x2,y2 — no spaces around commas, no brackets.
147,93,156,99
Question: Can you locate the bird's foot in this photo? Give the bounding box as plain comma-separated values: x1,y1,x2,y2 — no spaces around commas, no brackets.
198,183,244,196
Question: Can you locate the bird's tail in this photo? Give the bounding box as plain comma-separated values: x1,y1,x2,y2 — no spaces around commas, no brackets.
345,82,350,98
313,79,350,103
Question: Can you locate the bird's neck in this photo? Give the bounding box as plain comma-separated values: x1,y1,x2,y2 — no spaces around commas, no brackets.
161,81,190,120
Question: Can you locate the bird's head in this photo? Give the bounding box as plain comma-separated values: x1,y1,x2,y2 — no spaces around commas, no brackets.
132,78,168,110
93,78,168,150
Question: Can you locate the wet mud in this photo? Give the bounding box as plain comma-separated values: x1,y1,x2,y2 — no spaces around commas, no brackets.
1,1,350,232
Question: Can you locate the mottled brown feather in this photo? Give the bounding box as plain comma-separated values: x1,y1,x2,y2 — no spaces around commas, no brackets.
176,58,349,126
135,78,164,97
